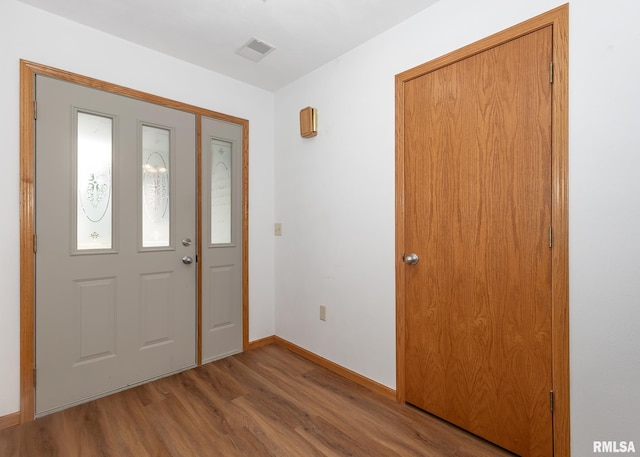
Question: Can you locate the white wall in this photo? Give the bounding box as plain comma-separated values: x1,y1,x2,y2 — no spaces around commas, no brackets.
0,0,275,416
274,0,640,454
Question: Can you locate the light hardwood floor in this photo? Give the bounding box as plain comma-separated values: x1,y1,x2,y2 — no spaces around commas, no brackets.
0,344,515,456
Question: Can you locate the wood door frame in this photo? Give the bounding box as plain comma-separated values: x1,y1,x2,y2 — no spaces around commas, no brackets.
395,5,569,456
19,60,250,422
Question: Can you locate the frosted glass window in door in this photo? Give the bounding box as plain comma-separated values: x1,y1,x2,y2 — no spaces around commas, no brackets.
142,125,171,248
76,112,113,251
211,139,232,245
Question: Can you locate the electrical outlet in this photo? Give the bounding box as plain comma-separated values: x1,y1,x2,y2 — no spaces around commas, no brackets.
319,305,327,321
274,223,282,236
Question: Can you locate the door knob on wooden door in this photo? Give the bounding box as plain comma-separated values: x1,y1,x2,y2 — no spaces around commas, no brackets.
404,253,419,265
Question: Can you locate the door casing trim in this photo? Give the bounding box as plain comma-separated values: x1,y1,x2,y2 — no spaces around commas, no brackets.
19,60,250,422
394,5,569,456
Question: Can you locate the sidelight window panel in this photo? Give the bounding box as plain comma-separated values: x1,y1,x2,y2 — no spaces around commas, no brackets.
210,139,232,245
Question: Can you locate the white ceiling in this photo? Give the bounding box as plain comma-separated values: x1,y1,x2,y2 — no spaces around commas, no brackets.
17,0,440,91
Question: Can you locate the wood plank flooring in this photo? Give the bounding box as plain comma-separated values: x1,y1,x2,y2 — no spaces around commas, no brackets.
0,344,515,456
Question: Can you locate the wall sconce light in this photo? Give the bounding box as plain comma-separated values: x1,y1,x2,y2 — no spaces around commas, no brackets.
299,107,318,138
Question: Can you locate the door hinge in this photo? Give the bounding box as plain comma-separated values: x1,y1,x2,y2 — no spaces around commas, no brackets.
550,390,554,412
33,368,37,388
548,226,553,248
33,234,37,253
549,61,554,84
33,100,37,120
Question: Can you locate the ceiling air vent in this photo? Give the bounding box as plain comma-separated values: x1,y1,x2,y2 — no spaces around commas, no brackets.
236,37,276,62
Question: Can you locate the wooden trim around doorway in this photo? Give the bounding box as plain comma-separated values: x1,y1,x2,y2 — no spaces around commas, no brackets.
394,5,569,456
19,60,250,422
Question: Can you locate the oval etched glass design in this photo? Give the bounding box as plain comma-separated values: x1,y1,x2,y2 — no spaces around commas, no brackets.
211,139,232,244
76,112,113,250
142,125,171,248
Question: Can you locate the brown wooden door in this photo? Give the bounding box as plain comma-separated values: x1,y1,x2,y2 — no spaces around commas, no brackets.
403,27,553,457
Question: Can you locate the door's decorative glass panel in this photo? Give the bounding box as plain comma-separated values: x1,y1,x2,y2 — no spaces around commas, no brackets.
142,125,171,248
76,112,113,251
211,139,232,244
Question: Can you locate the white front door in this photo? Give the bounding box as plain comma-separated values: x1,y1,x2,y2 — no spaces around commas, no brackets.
35,76,197,415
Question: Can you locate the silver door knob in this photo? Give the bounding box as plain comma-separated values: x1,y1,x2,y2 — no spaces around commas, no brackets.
182,256,193,265
404,253,419,265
